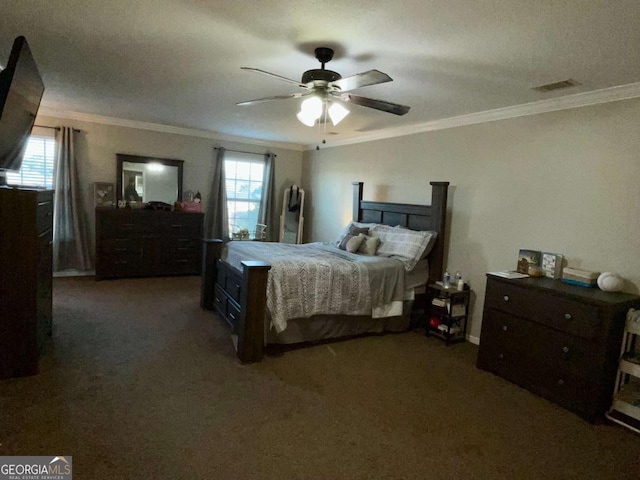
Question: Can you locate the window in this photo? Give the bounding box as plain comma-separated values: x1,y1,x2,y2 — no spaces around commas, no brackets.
224,153,264,237
6,135,56,188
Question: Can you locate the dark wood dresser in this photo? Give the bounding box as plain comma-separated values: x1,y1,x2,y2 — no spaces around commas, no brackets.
0,187,53,378
95,208,204,279
477,274,640,422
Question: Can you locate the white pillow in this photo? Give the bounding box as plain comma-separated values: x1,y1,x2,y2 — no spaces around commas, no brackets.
371,224,437,271
346,235,365,253
393,225,438,260
357,233,381,255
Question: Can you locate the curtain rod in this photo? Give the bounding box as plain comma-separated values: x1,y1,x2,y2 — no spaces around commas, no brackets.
214,147,276,158
34,125,82,132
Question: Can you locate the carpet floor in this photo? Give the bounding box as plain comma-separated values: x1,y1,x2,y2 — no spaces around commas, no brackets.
1,275,639,479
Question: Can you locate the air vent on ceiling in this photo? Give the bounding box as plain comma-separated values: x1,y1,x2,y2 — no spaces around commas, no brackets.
532,79,581,92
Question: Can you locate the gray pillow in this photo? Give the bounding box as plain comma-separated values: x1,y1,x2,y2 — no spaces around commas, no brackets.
348,225,370,236
338,234,355,250
334,222,376,245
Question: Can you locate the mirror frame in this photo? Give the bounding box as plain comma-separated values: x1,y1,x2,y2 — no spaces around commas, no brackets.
116,153,184,204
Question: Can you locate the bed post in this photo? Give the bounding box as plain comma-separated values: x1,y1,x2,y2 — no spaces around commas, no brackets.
352,181,364,221
428,181,449,285
237,261,271,363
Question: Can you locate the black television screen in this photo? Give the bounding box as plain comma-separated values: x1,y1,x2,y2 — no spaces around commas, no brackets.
0,36,44,174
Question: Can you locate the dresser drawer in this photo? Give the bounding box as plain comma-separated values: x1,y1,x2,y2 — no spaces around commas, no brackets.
165,237,199,253
216,261,242,303
485,280,602,339
227,299,241,331
38,227,53,250
36,193,53,234
527,363,601,420
98,212,139,237
213,285,240,331
478,309,534,352
164,217,202,236
163,253,199,274
213,284,228,318
101,238,139,254
479,310,602,379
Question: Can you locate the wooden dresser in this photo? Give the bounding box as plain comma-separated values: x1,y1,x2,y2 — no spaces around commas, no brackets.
95,208,204,279
0,188,53,378
477,274,640,422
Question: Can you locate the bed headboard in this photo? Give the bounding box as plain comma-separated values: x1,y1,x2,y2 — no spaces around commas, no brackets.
352,181,449,284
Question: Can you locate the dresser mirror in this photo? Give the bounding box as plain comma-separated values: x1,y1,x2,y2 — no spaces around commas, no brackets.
116,154,184,204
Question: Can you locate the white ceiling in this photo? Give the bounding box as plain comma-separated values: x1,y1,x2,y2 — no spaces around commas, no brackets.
2,0,640,149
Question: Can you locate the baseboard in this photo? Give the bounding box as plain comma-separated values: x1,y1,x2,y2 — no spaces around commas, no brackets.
467,334,480,345
53,269,95,278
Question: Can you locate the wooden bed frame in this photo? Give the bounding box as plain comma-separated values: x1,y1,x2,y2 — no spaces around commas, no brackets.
201,181,449,363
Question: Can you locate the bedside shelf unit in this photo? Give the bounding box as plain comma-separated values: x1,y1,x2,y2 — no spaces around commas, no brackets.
425,283,470,345
606,310,640,433
477,274,640,423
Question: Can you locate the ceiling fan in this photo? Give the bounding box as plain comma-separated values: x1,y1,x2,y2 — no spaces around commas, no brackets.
237,47,410,127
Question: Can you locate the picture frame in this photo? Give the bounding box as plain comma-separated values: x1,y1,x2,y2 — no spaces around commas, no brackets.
94,182,114,208
517,249,541,274
542,252,564,279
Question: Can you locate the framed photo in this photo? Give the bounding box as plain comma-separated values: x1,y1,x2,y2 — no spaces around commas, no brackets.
517,249,541,274
542,252,564,279
94,182,114,208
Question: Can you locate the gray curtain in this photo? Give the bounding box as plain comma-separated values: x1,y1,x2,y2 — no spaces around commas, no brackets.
53,127,91,271
258,153,276,241
204,147,229,239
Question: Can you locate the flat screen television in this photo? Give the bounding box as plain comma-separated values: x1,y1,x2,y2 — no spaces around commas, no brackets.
0,36,45,186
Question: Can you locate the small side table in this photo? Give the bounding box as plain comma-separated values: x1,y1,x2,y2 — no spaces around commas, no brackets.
425,283,470,345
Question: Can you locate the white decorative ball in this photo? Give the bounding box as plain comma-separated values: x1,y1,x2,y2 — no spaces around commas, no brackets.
597,272,624,292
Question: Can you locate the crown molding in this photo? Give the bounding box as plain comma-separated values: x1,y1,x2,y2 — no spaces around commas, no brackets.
37,82,640,153
305,82,640,151
35,108,305,152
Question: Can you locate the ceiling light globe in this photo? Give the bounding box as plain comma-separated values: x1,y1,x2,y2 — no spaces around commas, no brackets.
297,96,323,127
328,102,349,126
300,96,323,115
297,110,317,127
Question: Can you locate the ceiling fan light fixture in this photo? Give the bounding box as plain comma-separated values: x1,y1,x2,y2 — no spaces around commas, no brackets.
240,46,410,130
328,102,349,126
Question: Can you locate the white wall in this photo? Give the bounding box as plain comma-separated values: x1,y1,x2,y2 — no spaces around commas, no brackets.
302,97,640,342
36,115,303,262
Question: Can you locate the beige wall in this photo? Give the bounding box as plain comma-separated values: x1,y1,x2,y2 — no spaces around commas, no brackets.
302,98,640,342
36,115,303,262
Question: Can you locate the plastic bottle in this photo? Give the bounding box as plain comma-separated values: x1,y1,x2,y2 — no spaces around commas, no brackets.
454,271,463,290
443,270,451,288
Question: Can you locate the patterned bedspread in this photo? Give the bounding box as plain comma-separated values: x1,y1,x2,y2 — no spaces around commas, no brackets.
223,241,406,332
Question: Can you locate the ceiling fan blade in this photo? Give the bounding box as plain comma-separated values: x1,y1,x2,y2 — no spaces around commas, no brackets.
237,92,310,106
241,67,308,89
329,69,392,92
336,93,410,116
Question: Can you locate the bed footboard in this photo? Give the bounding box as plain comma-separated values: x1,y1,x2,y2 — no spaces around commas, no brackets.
201,239,270,363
